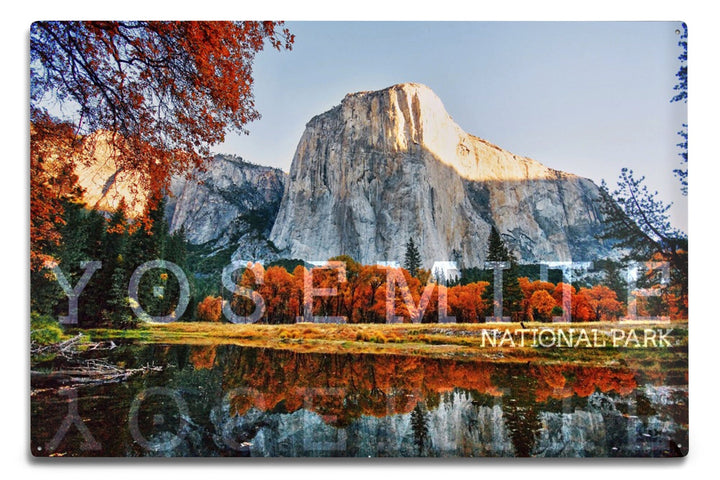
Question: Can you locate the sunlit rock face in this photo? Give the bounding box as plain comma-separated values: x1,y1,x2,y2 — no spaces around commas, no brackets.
270,83,610,267
70,131,152,218
169,155,286,251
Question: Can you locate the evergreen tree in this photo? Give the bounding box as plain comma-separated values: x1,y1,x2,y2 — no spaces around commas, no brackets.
126,196,167,318
106,252,135,328
671,23,687,195
504,258,524,320
102,200,134,327
403,237,421,277
410,403,429,455
597,23,688,318
598,171,687,317
486,226,510,262
594,259,628,306
30,192,194,327
484,226,523,320
56,201,107,326
124,196,192,321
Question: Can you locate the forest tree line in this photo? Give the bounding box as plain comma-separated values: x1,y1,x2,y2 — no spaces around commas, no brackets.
30,197,686,327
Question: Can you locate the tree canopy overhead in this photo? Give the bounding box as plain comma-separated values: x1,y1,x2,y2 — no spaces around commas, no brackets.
31,21,294,173
30,21,294,269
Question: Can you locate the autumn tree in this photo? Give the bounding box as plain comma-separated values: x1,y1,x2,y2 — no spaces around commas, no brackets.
229,262,267,322
29,117,85,270
354,265,387,323
30,21,294,269
552,283,596,322
329,255,362,322
260,266,300,323
519,278,554,321
447,282,490,323
528,290,557,322
580,285,624,321
197,296,223,322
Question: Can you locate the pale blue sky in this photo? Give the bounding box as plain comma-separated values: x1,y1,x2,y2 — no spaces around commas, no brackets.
218,21,687,231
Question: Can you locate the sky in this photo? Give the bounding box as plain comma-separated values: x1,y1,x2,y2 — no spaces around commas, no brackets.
217,21,688,231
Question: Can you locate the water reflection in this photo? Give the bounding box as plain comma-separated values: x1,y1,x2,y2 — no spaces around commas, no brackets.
31,344,688,457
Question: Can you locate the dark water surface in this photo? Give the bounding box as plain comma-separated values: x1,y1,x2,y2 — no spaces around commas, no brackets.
31,343,688,457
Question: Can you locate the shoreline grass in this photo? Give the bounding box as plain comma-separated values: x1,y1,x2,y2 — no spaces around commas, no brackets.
79,321,688,365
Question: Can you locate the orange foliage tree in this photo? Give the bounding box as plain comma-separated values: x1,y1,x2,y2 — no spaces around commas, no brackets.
527,290,557,322
260,266,302,323
215,259,632,324
559,284,595,322
29,117,85,270
30,21,294,269
579,285,624,321
518,278,555,321
353,265,388,323
196,295,223,322
446,282,490,323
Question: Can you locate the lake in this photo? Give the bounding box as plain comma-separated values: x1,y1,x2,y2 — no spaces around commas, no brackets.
31,342,688,457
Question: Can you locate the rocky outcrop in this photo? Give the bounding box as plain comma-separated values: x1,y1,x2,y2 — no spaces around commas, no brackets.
169,155,286,254
270,83,610,267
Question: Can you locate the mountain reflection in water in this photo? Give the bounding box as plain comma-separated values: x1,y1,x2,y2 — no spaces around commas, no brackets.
31,344,688,457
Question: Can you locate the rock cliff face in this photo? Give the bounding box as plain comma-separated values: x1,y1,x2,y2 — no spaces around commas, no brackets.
270,83,610,267
169,155,286,254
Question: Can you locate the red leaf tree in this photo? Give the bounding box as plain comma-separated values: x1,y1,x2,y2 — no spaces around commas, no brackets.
30,21,294,269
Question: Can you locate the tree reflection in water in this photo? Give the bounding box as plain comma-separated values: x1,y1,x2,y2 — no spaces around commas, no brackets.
31,344,687,457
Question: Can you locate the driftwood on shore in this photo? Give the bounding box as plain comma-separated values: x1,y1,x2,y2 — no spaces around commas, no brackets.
31,333,118,357
31,333,162,387
31,361,162,386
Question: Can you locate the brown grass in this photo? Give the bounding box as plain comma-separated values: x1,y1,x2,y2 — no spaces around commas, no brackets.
79,320,689,364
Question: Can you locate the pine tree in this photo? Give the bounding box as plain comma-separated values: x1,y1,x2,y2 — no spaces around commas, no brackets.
486,226,510,262
404,237,421,277
410,403,429,455
598,171,687,316
107,253,135,328
484,226,523,320
55,202,107,326
98,200,138,327
504,258,524,320
595,259,628,306
125,196,171,318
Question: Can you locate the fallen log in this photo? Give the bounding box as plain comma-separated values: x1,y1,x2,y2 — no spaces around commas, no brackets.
31,363,163,387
